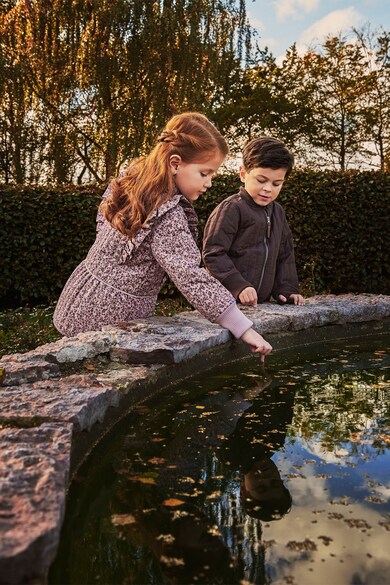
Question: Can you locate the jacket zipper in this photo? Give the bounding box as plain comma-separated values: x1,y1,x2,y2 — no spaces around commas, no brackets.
257,208,270,295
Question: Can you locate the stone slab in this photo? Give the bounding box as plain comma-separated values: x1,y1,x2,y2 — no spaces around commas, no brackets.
94,363,164,392
1,330,113,365
244,303,340,331
0,360,60,387
0,375,120,431
306,293,390,323
105,316,230,364
0,423,72,585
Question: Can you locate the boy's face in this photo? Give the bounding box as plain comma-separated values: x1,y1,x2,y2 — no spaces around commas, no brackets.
240,166,287,206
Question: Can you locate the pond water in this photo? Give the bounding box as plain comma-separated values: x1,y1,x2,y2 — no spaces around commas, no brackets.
49,332,390,585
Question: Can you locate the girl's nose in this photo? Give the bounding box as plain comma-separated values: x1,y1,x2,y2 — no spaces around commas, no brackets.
205,176,212,188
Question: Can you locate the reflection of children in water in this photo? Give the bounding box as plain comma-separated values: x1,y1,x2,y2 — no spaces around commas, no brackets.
112,378,295,584
217,379,294,522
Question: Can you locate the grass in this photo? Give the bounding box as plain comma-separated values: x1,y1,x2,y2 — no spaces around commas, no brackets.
0,279,319,358
0,304,60,357
0,297,191,358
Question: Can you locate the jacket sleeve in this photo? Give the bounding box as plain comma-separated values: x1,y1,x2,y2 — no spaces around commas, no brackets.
151,206,253,338
271,219,299,300
202,201,253,298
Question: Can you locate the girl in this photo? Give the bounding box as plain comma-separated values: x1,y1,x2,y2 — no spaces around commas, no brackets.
53,112,272,360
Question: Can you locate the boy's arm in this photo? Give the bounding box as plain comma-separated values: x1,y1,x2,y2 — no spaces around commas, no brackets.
202,202,253,298
271,220,301,302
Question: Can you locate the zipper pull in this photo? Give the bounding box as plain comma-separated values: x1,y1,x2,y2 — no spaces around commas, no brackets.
266,212,271,239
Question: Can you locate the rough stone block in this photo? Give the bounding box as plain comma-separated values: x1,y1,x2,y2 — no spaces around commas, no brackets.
0,375,120,431
0,423,72,584
0,359,60,387
106,316,230,364
1,330,114,365
95,363,163,393
306,293,390,323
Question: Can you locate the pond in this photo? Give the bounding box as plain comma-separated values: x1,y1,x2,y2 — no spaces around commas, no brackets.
49,331,390,585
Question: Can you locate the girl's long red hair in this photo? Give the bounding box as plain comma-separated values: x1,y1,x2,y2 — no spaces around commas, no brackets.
101,112,228,239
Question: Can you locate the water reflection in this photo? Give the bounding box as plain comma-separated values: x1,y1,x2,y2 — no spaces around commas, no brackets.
49,337,390,585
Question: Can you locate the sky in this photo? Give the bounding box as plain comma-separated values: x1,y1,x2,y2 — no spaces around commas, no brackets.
246,0,390,61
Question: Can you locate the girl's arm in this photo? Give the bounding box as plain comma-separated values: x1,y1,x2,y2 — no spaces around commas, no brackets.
151,206,272,358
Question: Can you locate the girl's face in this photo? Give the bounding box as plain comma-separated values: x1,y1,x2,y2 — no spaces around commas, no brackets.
171,150,225,203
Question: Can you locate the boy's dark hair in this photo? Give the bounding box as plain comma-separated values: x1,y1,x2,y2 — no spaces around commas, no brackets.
242,136,294,176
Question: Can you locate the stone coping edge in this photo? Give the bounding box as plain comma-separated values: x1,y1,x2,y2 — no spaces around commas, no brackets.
1,293,390,584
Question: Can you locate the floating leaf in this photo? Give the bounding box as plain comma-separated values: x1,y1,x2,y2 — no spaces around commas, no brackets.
129,476,156,485
111,514,136,526
162,498,185,507
160,555,185,567
157,533,175,544
148,457,167,464
206,491,222,499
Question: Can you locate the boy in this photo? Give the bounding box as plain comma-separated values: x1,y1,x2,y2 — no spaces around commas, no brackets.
202,136,304,306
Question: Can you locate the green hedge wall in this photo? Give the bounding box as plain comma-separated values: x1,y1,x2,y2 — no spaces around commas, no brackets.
0,184,103,305
197,170,390,296
1,170,389,306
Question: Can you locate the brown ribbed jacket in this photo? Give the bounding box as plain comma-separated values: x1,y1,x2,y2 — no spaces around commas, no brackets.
202,188,299,302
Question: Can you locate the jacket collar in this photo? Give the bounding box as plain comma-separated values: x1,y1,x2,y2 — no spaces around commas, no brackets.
239,186,274,214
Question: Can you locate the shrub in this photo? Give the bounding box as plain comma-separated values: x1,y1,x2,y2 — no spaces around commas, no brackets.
0,184,103,305
1,170,389,306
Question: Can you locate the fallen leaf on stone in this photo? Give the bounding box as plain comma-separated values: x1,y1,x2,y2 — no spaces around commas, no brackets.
84,362,96,371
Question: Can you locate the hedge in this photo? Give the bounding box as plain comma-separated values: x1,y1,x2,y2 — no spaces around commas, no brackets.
0,184,103,305
0,170,389,306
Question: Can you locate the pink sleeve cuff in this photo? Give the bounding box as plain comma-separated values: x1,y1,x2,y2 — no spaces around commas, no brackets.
215,302,253,339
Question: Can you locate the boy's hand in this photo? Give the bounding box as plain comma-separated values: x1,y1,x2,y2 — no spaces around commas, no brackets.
239,287,258,306
240,328,272,362
278,293,305,305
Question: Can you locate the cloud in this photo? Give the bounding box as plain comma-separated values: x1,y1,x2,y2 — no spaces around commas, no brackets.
246,11,265,33
276,0,320,21
300,7,364,45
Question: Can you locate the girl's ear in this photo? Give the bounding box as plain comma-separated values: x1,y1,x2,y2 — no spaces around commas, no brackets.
169,154,182,175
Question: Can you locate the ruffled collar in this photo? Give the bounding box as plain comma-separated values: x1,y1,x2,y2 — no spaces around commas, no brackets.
120,190,198,261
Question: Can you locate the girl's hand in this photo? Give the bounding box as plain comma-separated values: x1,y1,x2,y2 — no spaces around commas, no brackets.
240,328,272,362
239,287,258,306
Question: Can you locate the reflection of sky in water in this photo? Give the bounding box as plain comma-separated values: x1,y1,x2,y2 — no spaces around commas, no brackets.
49,336,390,585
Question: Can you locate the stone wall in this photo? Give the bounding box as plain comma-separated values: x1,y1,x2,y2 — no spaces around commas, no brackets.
1,294,390,584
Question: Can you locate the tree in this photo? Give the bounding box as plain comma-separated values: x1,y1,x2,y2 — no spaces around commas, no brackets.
0,0,251,184
302,35,375,170
355,28,390,171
